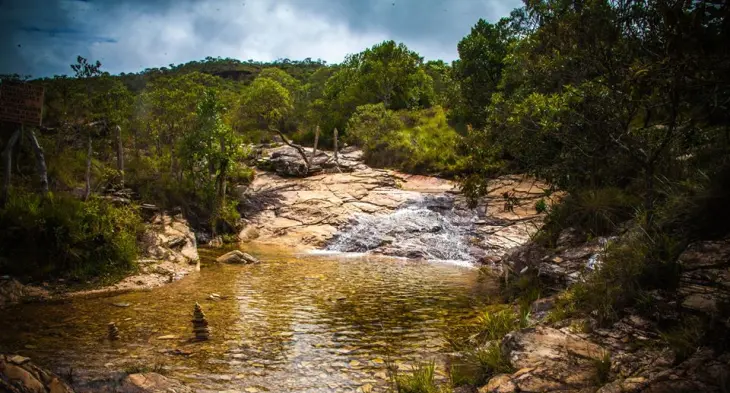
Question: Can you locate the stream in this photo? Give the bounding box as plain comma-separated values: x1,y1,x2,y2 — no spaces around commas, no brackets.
0,245,497,392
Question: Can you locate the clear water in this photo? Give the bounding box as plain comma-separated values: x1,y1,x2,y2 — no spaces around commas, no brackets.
0,245,496,392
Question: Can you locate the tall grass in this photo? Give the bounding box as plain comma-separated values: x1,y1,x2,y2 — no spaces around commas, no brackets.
390,361,447,393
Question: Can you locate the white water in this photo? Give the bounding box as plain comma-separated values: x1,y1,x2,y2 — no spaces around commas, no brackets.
326,195,479,262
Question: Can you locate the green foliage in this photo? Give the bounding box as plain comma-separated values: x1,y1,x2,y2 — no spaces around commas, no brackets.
347,105,466,176
571,237,649,324
0,191,142,281
474,307,528,344
450,342,513,387
391,361,446,393
237,76,293,130
453,18,515,128
534,198,548,214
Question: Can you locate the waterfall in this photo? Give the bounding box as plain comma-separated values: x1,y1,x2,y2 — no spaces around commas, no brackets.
325,195,479,262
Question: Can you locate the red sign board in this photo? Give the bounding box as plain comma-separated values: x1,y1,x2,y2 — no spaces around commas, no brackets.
0,81,45,126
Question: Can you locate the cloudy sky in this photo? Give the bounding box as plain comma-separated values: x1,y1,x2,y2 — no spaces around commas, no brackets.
0,0,520,78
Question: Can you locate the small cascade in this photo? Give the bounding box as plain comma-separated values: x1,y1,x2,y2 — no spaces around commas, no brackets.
326,195,479,262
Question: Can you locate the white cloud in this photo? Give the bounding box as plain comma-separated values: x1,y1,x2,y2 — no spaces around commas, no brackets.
84,0,387,74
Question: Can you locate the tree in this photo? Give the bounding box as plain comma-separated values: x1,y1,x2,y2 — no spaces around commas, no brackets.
453,18,515,128
71,56,102,201
237,76,310,167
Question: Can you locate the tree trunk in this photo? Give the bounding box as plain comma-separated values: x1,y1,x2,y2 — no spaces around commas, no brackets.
84,134,93,201
217,136,228,203
115,125,124,187
333,127,341,172
312,125,320,160
26,129,50,197
1,128,22,207
270,128,310,168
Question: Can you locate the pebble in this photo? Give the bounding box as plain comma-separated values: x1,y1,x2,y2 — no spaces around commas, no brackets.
112,302,131,307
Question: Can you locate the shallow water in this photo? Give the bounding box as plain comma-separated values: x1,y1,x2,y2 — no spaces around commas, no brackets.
0,246,497,392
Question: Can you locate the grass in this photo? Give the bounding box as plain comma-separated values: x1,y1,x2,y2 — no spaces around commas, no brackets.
450,342,514,387
660,316,705,364
390,361,448,393
475,307,529,343
592,351,612,385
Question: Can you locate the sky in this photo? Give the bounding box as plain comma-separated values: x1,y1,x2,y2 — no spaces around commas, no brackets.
0,0,521,78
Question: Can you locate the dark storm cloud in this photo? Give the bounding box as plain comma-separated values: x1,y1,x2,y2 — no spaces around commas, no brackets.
0,0,522,78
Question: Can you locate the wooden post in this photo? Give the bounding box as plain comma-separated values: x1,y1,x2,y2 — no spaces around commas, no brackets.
1,128,22,206
312,125,320,160
333,127,341,172
26,129,49,196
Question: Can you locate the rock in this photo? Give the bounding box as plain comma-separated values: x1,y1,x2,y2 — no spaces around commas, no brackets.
216,250,260,264
0,354,74,393
113,302,131,308
108,322,120,341
677,237,730,317
481,326,607,393
529,296,556,320
556,227,584,248
120,373,192,393
479,374,516,393
192,302,210,341
0,278,26,308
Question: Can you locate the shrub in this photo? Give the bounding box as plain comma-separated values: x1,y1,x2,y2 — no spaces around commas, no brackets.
0,191,142,282
347,105,467,176
535,198,548,214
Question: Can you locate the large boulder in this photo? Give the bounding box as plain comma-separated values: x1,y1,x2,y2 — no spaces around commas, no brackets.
138,214,199,268
0,354,74,393
481,327,607,393
216,250,260,264
119,373,192,393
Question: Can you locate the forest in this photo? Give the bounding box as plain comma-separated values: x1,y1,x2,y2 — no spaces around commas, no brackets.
0,0,729,391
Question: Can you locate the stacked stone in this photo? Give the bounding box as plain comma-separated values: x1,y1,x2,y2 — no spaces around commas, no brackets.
192,302,210,341
108,322,120,341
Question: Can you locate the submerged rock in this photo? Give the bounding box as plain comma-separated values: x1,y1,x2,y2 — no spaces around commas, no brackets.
120,372,192,393
216,250,260,264
0,354,74,393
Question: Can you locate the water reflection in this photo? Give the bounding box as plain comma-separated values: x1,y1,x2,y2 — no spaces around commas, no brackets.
0,246,496,392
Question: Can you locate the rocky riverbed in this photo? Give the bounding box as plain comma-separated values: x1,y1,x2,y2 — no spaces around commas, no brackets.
238,144,552,262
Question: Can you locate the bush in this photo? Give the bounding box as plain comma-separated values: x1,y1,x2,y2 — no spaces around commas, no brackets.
347,105,467,176
0,191,142,282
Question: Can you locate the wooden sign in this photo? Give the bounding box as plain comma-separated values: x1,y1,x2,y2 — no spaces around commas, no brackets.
0,81,44,126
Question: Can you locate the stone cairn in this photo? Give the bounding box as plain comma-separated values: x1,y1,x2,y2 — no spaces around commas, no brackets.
192,302,210,341
108,322,120,341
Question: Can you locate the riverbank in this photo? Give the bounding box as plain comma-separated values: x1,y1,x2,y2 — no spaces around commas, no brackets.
462,231,730,393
